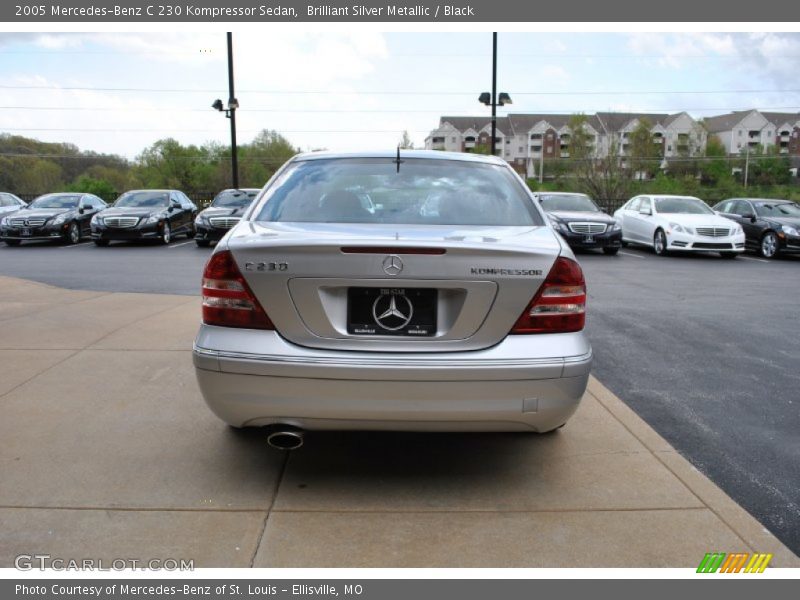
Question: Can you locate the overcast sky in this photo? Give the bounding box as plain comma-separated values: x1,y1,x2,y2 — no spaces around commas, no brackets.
1,31,799,159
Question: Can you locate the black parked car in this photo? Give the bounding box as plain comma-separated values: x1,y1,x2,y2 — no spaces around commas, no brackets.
0,192,27,220
194,188,260,247
0,192,107,246
92,189,198,246
534,192,623,255
713,198,800,258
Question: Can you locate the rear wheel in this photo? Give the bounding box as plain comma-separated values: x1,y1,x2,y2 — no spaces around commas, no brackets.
66,222,80,245
760,231,779,259
5,239,21,247
603,247,620,256
94,239,109,247
720,252,738,259
160,222,172,245
653,229,668,256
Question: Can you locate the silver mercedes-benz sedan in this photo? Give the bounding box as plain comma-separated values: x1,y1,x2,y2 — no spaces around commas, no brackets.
193,150,592,438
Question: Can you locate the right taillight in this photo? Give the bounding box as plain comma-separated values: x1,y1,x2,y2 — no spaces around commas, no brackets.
201,250,274,330
510,256,586,334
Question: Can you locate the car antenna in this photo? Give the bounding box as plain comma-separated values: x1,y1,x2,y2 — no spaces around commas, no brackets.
393,145,404,173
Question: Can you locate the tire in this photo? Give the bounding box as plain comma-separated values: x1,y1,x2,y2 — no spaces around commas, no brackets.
66,222,80,245
620,240,628,247
5,239,21,247
195,239,210,248
759,231,779,259
186,223,196,239
720,252,738,259
94,239,109,247
603,247,620,256
653,229,669,256
160,222,172,245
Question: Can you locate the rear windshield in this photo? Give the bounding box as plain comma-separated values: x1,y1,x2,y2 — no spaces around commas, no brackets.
255,158,542,226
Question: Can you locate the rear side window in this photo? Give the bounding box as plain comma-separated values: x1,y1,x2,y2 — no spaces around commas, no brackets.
256,158,543,226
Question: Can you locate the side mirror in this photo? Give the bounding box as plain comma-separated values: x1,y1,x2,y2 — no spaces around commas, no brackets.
741,213,755,221
639,206,652,216
78,207,85,214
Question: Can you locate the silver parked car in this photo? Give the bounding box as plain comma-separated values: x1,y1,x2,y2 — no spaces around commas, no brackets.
193,151,592,444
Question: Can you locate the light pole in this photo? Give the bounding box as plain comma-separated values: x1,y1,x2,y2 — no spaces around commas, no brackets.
478,32,511,157
212,32,240,189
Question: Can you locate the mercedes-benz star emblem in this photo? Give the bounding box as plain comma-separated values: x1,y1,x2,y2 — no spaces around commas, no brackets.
382,254,403,276
372,293,414,331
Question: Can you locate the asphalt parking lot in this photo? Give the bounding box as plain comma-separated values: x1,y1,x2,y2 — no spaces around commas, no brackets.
0,239,798,560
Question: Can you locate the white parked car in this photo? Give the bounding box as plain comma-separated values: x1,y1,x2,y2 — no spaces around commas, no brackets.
613,195,745,258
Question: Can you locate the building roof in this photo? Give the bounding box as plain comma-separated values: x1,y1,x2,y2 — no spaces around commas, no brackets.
438,116,511,136
761,112,800,128
595,112,684,132
702,110,754,133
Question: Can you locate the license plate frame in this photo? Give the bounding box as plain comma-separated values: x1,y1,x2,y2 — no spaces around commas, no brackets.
21,228,31,237
583,235,595,244
347,287,437,337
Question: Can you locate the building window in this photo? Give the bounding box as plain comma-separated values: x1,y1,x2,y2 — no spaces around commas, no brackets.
519,147,523,153
738,130,743,137
451,137,456,142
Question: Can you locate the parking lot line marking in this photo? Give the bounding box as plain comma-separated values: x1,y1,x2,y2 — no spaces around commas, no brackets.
619,251,646,259
64,242,92,248
739,256,769,263
168,241,195,248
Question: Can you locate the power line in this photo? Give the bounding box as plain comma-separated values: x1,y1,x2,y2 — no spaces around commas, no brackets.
0,128,432,133
2,84,800,96
1,105,799,114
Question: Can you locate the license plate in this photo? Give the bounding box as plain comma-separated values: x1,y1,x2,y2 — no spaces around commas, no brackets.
21,228,31,237
348,287,437,336
583,235,595,244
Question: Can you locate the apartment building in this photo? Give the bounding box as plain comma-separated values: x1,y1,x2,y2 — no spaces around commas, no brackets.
703,110,800,155
425,111,706,178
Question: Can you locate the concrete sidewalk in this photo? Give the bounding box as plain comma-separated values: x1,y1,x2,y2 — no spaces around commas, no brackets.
0,274,796,568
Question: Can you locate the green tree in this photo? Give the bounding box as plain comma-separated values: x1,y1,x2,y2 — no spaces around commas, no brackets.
64,175,118,202
627,119,662,180
15,159,63,195
238,129,298,188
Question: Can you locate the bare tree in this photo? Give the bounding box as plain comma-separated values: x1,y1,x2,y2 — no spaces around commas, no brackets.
398,130,415,149
567,114,631,206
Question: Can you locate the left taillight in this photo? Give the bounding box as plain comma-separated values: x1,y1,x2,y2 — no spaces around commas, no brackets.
201,250,274,330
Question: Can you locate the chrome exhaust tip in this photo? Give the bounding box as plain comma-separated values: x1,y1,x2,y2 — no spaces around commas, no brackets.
266,428,304,450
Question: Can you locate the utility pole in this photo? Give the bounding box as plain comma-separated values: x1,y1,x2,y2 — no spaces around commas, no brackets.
491,32,497,157
743,144,750,189
478,33,510,158
227,32,239,189
539,145,544,184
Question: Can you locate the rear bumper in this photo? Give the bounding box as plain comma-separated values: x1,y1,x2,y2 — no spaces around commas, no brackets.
193,326,592,432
